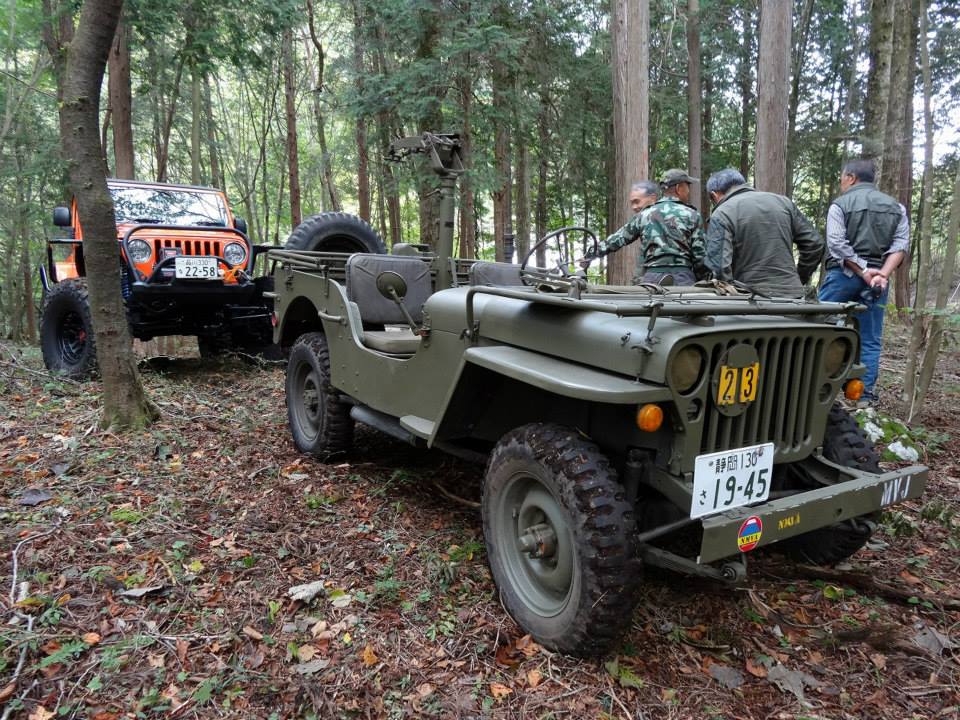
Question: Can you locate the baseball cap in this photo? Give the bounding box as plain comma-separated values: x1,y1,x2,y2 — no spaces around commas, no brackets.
660,169,699,187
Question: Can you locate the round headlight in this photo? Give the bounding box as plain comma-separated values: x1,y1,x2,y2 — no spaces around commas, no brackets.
670,346,705,394
824,337,852,378
128,239,152,264
223,242,247,266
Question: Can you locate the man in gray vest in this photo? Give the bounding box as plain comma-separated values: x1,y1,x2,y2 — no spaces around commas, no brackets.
819,158,909,404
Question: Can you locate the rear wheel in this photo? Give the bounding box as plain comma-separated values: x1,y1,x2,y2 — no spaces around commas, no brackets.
781,404,881,564
482,424,639,656
40,279,97,379
285,212,387,254
285,332,353,458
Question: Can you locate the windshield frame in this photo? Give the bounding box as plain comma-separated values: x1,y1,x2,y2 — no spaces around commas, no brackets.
109,185,229,227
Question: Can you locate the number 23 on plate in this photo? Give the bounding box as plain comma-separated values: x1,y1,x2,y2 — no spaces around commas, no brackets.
718,363,760,405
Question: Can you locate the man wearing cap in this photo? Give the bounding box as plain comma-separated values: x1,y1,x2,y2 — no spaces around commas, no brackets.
703,168,823,298
584,170,704,285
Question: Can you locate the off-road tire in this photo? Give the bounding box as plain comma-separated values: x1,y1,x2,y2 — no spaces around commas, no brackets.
286,332,353,458
285,212,387,255
482,424,640,656
40,279,98,379
781,404,881,565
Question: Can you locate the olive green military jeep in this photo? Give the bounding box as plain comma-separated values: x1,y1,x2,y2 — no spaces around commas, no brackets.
268,133,927,656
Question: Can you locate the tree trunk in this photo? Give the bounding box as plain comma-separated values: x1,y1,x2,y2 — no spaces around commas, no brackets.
156,54,185,182
786,0,814,195
515,125,530,262
349,0,369,219
737,5,754,179
609,0,649,284
305,0,341,213
458,72,476,259
282,28,302,229
863,0,894,160
686,0,702,212
191,64,201,184
701,72,713,214
902,1,933,412
58,0,157,429
204,74,221,188
492,41,513,262
536,94,549,269
415,0,443,248
754,0,790,194
108,16,134,179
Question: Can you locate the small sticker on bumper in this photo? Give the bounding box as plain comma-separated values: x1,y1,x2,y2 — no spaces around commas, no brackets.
737,515,763,552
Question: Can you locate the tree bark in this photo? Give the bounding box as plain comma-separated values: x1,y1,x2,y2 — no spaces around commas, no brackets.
686,0,702,212
282,28,302,229
305,0,341,212
786,0,814,195
349,0,369,219
191,65,201,184
610,0,649,284
458,72,476,259
863,0,895,160
515,124,530,261
536,94,549,269
492,52,513,262
108,16,134,179
737,5,754,179
415,0,443,248
58,0,157,429
902,1,933,412
754,0,790,194
204,75,221,188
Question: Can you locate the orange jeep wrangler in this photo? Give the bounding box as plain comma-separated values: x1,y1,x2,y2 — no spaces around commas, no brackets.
40,179,274,377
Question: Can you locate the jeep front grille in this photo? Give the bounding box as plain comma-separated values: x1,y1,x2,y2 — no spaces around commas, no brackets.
700,335,826,459
153,238,224,258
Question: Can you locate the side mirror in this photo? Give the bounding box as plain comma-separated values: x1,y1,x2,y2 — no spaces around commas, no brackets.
376,271,408,301
233,216,248,234
53,207,71,227
376,271,419,333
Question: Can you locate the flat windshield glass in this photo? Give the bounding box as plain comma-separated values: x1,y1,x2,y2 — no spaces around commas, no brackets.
109,186,228,226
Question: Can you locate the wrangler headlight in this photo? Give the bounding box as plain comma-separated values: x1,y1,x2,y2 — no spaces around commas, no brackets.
128,239,152,264
824,338,852,378
223,242,247,266
670,346,705,394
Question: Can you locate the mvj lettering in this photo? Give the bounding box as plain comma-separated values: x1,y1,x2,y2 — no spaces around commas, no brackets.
881,475,912,507
778,513,800,531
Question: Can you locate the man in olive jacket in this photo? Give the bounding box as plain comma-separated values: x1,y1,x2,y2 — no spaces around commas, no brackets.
703,168,823,298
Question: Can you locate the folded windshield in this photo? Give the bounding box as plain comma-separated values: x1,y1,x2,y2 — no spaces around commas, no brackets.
110,186,227,226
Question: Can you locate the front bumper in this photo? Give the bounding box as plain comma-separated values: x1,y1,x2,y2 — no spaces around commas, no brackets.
697,462,928,563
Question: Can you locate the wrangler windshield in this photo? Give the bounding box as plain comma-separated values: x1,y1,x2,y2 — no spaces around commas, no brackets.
110,186,228,226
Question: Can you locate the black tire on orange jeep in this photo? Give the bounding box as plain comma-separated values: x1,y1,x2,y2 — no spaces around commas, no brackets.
285,212,387,254
40,279,98,379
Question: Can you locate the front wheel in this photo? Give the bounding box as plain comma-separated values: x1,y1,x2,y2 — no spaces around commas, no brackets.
40,279,98,379
780,404,881,564
285,332,353,458
482,424,639,656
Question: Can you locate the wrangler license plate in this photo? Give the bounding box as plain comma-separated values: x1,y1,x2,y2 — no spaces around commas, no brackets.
717,362,761,405
690,442,774,518
174,257,219,279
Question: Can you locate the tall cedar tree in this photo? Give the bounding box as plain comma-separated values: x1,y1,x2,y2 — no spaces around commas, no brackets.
754,0,790,193
58,0,158,428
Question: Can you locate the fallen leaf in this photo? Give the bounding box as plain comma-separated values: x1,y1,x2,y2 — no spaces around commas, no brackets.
119,585,165,599
18,488,53,506
417,683,435,698
176,639,189,664
310,620,328,637
526,669,543,688
767,664,821,703
298,645,318,662
361,645,379,667
709,664,745,689
147,653,165,668
295,658,330,675
0,683,15,703
870,653,887,670
288,581,325,603
490,682,512,700
82,632,101,645
29,708,55,720
242,626,264,641
913,626,957,655
745,656,769,678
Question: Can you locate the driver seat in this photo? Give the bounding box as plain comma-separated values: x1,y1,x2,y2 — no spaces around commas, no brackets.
345,254,431,355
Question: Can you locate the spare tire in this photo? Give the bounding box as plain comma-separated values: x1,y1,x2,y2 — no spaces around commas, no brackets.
40,279,98,379
285,212,387,254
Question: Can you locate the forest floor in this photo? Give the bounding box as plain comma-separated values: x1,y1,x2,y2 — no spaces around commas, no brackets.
1,323,959,720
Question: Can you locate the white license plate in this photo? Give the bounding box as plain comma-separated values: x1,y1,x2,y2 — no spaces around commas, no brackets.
174,257,219,279
690,442,774,518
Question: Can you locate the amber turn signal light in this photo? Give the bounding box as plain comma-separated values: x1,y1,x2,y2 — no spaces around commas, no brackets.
636,404,664,432
844,379,864,401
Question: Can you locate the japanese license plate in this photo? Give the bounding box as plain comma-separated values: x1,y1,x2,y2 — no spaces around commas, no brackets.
717,362,761,405
690,442,774,518
174,257,219,280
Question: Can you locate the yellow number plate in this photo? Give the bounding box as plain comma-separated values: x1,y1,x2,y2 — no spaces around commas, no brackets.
717,363,761,406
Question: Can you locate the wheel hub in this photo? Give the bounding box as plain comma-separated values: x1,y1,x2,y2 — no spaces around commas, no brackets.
518,522,557,559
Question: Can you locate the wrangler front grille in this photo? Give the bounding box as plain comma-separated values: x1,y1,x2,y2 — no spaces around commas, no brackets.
153,238,224,258
699,335,826,460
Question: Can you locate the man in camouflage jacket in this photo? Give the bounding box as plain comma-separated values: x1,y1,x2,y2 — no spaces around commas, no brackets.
585,169,705,285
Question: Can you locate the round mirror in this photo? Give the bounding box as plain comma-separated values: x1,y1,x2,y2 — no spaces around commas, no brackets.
376,271,408,301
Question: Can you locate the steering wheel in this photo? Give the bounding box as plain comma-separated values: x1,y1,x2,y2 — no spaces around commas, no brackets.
519,226,599,287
